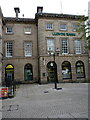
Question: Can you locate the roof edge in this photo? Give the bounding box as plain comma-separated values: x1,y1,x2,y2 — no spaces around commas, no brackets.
3,17,36,23
35,13,87,20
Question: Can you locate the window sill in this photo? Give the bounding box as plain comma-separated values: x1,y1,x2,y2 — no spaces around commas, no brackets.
5,56,13,58
5,33,14,35
75,53,81,55
72,30,77,32
62,53,69,55
59,29,67,31
25,56,32,57
24,33,32,35
46,29,54,31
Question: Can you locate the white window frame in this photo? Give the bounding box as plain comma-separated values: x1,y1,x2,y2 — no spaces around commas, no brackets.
46,23,53,30
47,39,55,52
24,27,31,34
6,27,13,34
6,42,13,57
24,42,32,57
60,24,67,31
61,39,68,54
74,40,81,54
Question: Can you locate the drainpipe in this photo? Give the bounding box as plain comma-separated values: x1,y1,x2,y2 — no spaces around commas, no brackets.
36,21,41,84
36,6,43,84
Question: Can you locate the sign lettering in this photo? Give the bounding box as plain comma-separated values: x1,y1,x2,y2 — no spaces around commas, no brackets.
52,32,76,36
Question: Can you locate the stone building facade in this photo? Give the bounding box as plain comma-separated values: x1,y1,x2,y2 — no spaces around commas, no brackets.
36,10,88,83
88,1,90,81
0,7,3,85
1,7,89,84
88,1,90,20
2,17,38,83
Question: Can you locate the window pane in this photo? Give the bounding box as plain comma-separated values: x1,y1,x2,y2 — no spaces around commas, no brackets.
24,27,31,34
6,27,13,33
6,42,13,57
60,24,67,30
74,40,81,54
47,39,54,52
73,25,78,31
46,23,53,30
76,61,85,78
62,61,72,79
24,42,32,56
61,39,68,54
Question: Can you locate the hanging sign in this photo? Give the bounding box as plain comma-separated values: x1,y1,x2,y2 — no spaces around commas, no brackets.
52,32,76,36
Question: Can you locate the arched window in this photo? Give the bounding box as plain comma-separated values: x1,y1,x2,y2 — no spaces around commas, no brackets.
24,63,33,81
76,61,85,78
47,61,58,83
62,61,72,79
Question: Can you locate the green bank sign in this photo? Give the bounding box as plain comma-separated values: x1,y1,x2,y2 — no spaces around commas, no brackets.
52,32,76,36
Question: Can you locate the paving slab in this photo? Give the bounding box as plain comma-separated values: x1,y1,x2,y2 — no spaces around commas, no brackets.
1,83,89,119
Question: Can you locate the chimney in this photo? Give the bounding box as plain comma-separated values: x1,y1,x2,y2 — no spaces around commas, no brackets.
14,7,20,18
37,6,43,13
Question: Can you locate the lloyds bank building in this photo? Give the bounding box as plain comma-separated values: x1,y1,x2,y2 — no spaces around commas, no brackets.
0,6,89,85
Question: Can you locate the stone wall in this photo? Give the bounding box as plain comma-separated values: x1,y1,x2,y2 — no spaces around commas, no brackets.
2,20,39,83
0,7,2,86
38,18,88,83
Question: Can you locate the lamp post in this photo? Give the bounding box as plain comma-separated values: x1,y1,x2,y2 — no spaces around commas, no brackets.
52,52,57,89
48,50,59,89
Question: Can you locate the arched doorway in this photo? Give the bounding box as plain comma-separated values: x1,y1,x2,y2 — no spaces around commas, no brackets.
5,64,14,87
47,61,58,83
24,63,33,81
62,61,72,79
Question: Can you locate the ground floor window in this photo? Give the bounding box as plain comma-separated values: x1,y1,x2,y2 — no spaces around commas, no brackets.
76,61,85,78
62,61,72,79
5,64,14,87
47,61,58,83
24,63,33,81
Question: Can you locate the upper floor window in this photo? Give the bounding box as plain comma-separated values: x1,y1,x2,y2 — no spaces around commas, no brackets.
73,25,78,31
60,24,67,31
24,42,32,57
46,23,53,30
6,27,13,34
74,40,81,54
24,27,31,34
47,39,55,52
6,42,13,57
61,39,68,54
